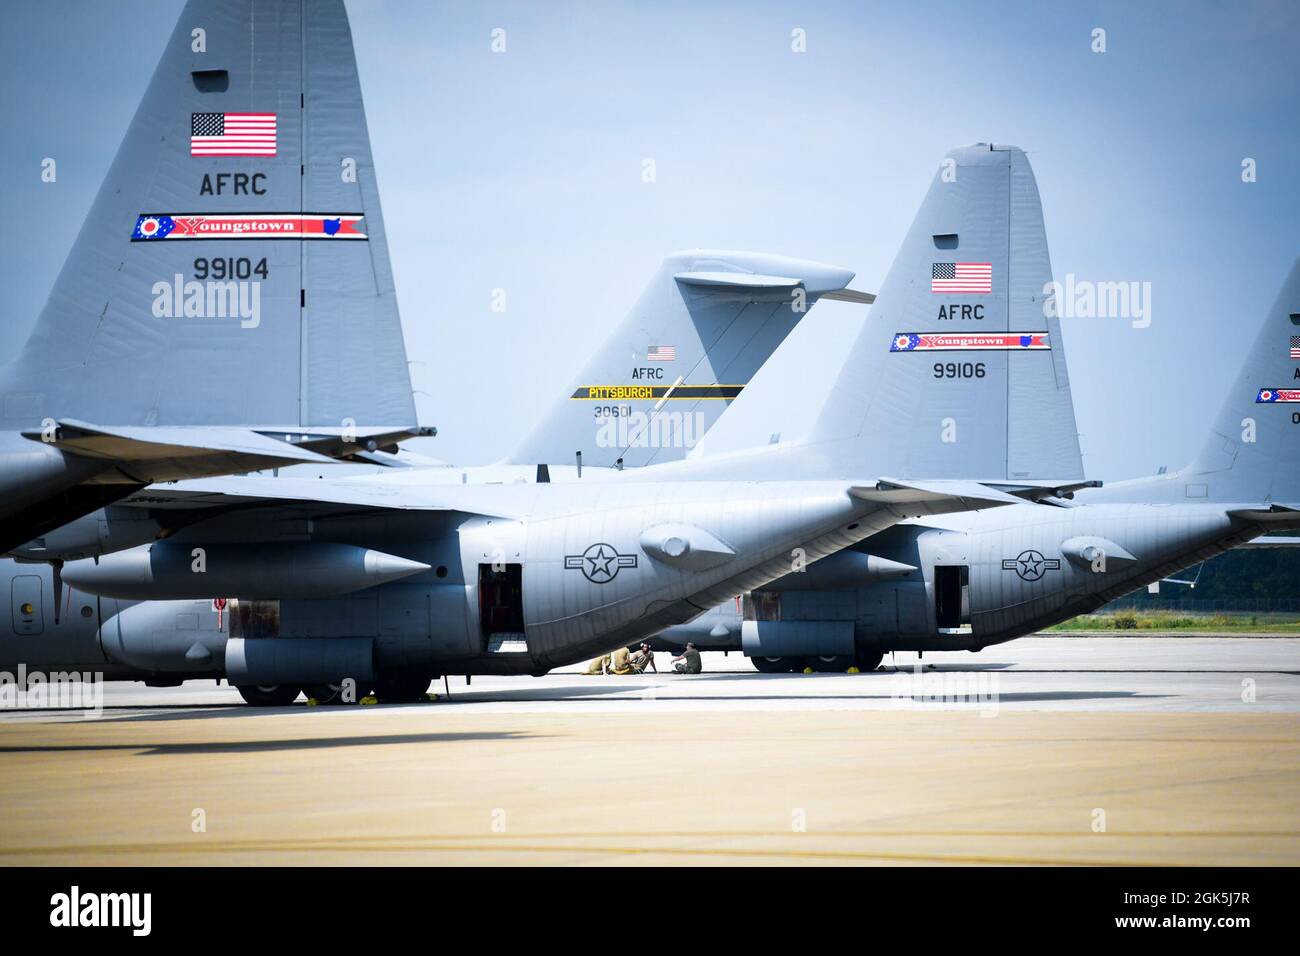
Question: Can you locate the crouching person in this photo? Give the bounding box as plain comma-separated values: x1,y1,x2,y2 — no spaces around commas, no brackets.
671,643,702,675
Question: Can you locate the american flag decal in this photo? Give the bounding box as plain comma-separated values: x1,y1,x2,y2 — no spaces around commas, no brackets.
191,112,277,156
1290,335,1300,359
1257,388,1300,403
646,345,676,361
932,262,992,294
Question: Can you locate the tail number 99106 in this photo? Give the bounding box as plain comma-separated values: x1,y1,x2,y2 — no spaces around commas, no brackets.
934,362,986,379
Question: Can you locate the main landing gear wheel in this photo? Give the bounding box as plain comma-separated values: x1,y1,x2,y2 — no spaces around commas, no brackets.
853,649,885,672
810,654,854,673
236,684,301,707
750,656,806,674
373,672,433,704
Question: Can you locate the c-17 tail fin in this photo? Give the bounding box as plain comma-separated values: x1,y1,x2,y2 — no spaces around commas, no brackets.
507,250,857,469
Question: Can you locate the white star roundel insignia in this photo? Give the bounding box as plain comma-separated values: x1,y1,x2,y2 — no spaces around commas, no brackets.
563,542,639,584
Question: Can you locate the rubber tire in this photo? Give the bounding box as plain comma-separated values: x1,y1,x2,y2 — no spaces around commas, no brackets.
236,684,301,707
810,654,854,673
373,672,432,704
750,656,805,674
854,648,885,672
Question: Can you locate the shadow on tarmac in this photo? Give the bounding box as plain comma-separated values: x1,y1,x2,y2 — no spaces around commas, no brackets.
0,730,533,756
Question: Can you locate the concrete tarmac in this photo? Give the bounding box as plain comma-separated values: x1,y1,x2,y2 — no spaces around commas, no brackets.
1,637,1297,865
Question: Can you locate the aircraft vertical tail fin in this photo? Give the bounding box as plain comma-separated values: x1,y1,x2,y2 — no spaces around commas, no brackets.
507,250,855,469
1183,259,1300,504
0,0,416,432
686,144,1083,483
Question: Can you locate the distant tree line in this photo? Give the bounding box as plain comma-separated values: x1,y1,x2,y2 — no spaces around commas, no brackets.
1118,546,1300,604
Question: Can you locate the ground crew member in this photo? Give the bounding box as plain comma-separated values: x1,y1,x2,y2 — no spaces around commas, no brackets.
671,642,702,674
609,646,634,675
629,643,657,674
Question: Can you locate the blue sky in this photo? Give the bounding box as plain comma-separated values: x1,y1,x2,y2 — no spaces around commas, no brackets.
3,0,1298,477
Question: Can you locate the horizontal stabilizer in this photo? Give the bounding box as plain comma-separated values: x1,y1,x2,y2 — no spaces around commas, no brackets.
819,289,877,305
23,420,433,471
673,270,866,301
275,425,434,460
1237,535,1300,548
982,479,1103,501
25,420,335,465
342,447,452,468
1226,503,1300,523
674,271,801,289
850,478,1027,511
674,256,853,298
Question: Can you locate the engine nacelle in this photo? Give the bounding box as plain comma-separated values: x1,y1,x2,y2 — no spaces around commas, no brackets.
225,637,374,686
97,598,379,685
741,620,855,657
65,542,430,599
9,506,161,562
761,549,918,591
99,598,229,673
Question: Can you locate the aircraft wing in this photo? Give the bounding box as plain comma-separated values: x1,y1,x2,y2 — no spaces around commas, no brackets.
117,472,1030,532
120,475,524,519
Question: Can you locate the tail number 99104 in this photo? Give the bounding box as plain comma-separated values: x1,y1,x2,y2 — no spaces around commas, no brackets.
193,257,269,281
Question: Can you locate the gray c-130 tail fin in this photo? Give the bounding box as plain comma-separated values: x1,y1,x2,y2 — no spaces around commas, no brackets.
0,0,416,433
0,0,422,555
684,143,1084,485
1179,258,1300,507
